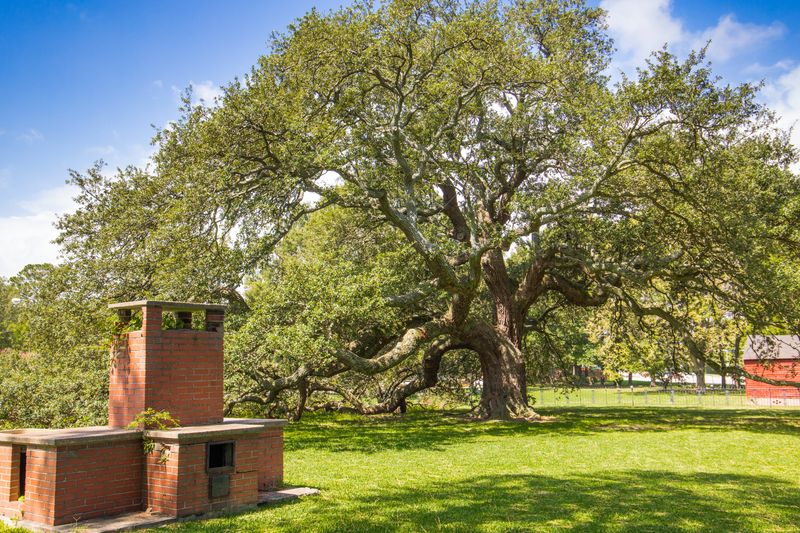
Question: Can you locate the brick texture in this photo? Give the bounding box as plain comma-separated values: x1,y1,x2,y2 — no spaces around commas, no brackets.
20,447,57,525
144,432,279,517
256,429,284,491
1,301,285,527
109,305,224,427
0,444,22,522
52,441,143,525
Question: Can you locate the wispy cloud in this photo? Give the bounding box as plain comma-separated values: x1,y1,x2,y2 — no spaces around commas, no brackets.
0,184,78,277
694,15,784,64
86,145,118,156
16,128,44,144
601,0,785,71
193,81,223,104
743,60,795,76
763,65,800,155
171,80,223,107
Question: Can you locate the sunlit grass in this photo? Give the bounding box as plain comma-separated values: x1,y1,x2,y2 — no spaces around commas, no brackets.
156,406,800,532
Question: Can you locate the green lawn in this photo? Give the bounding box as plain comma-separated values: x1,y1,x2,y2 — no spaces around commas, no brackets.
155,406,800,533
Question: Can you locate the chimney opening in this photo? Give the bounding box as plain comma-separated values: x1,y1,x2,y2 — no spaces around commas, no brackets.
162,311,198,330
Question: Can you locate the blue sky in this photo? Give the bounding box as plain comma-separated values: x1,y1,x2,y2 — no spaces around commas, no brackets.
1,0,799,276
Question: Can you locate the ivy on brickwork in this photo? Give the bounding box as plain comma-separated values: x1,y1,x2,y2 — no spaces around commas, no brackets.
127,408,180,464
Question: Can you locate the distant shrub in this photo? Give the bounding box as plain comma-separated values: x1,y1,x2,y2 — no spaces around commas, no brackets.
0,348,107,428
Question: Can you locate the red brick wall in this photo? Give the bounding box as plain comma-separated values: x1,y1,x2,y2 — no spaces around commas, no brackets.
0,441,145,526
143,442,180,515
146,330,224,426
19,447,57,525
109,304,224,427
108,333,147,428
0,444,22,521
744,359,800,401
145,433,274,518
51,440,143,525
256,429,284,490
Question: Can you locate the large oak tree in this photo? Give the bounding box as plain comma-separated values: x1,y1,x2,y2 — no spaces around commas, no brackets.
58,0,800,418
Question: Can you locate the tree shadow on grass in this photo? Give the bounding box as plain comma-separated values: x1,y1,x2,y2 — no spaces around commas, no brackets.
173,470,800,533
327,470,800,532
285,407,800,454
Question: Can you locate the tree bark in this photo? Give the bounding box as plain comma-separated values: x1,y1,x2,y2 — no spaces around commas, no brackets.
690,354,706,393
465,322,536,419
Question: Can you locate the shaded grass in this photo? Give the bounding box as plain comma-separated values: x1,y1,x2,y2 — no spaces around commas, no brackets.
160,406,800,532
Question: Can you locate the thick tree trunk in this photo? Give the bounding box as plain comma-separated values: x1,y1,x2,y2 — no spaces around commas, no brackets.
690,354,706,393
466,322,537,419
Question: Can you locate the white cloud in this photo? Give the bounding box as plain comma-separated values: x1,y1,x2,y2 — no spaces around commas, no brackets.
693,15,784,64
0,168,10,188
601,0,686,69
171,81,223,107
763,65,800,155
601,0,784,72
86,145,118,156
16,128,44,144
193,80,223,104
151,79,163,89
0,184,78,277
743,60,795,76
301,171,344,205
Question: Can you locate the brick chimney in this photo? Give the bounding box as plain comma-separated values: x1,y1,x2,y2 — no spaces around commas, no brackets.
108,301,227,428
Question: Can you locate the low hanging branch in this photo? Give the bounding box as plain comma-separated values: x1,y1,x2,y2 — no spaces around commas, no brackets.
621,292,800,389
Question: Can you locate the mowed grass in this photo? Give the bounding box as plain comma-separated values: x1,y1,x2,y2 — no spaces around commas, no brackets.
154,407,800,533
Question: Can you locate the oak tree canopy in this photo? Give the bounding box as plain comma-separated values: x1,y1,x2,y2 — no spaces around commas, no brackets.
58,0,800,419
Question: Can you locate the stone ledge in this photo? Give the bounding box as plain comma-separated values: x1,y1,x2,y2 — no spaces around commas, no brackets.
145,418,286,443
108,300,227,312
223,417,288,428
0,426,141,447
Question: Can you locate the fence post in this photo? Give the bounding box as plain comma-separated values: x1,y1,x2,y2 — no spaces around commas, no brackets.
644,390,648,405
617,389,622,404
670,390,675,404
725,389,729,406
591,388,596,405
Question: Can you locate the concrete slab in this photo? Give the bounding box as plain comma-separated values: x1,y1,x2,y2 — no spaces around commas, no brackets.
1,488,319,532
1,511,174,532
145,418,286,443
258,487,321,505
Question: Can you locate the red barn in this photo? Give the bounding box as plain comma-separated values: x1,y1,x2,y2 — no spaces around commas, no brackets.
744,335,800,406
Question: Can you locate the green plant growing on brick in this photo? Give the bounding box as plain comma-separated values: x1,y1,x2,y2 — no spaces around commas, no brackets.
127,408,180,464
